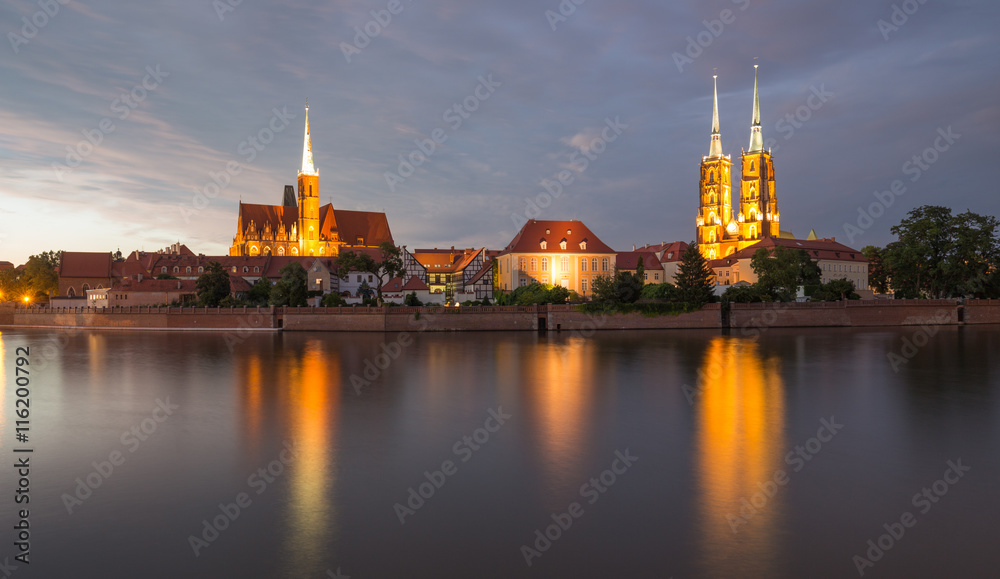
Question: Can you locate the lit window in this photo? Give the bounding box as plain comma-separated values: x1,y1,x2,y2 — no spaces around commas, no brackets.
541,258,548,272
530,257,537,271
541,276,548,284
601,258,609,272
581,278,588,292
581,258,587,272
520,257,526,271
232,266,237,273
592,258,598,271
561,256,568,272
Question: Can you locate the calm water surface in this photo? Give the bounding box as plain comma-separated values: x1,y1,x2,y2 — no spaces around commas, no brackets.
0,326,998,578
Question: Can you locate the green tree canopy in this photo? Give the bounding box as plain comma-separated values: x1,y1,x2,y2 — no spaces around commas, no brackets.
270,262,309,306
883,205,1000,298
22,251,60,295
196,261,231,306
333,241,405,304
247,276,273,306
675,242,715,306
861,245,890,294
750,246,816,302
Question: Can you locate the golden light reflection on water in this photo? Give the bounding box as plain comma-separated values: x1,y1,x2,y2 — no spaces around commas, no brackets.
696,336,785,577
283,340,339,571
525,337,594,501
0,334,6,431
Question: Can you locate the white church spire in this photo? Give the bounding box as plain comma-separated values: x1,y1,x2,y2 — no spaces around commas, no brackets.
300,99,317,176
709,74,723,158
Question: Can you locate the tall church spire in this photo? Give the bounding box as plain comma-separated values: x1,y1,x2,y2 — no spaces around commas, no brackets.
300,100,317,176
709,74,723,158
748,63,764,153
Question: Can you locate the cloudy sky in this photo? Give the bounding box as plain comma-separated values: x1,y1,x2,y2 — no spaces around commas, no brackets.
1,0,997,265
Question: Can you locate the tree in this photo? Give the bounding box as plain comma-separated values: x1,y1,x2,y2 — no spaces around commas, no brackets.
508,282,569,305
334,241,405,305
948,210,1000,298
722,283,772,303
247,276,273,306
861,245,890,294
0,268,27,302
884,205,955,298
641,282,676,301
22,251,60,295
196,261,230,306
750,246,816,301
322,291,347,307
270,262,309,306
674,242,715,306
811,278,860,301
403,291,422,306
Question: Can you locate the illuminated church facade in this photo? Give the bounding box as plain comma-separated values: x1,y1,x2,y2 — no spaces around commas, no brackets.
696,65,782,260
229,105,393,257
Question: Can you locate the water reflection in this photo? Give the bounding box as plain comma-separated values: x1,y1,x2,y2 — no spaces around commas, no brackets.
695,336,786,577
287,340,338,571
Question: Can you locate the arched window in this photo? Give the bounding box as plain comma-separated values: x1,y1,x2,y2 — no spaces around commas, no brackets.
291,247,298,255
319,247,325,255
198,266,204,273
254,266,260,273
67,287,76,297
186,266,192,273
82,283,90,291
709,230,716,243
541,258,548,272
519,257,526,271
249,245,259,256
580,258,587,272
263,247,271,256
709,193,716,205
750,161,755,171
601,258,609,272
243,266,249,273
750,225,757,238
709,171,715,183
709,249,717,259
561,257,569,272
530,257,537,271
278,247,285,256
709,212,717,225
161,267,167,273
173,266,179,273
592,258,598,271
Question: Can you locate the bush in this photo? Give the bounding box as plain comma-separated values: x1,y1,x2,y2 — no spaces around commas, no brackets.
508,283,569,305
811,278,860,301
322,292,347,307
722,284,773,303
640,282,677,301
404,291,422,306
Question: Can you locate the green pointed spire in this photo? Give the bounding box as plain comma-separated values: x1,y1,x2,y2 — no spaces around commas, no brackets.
709,74,723,158
748,64,763,153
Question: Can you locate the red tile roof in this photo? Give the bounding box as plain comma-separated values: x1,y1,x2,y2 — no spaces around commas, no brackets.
0,261,14,271
615,251,663,271
411,248,483,273
59,252,112,278
499,220,614,255
466,260,493,285
723,237,868,263
330,208,394,246
636,241,689,263
381,276,429,292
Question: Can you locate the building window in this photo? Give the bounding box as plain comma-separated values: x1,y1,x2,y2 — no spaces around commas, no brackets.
520,278,527,287
520,257,527,271
368,275,373,282
540,240,547,250
644,272,649,281
581,258,587,272
581,278,588,293
186,266,192,273
561,256,569,272
601,258,609,272
654,272,660,281
560,240,567,250
243,266,249,273
315,278,322,286
541,276,548,284
592,258,598,271
161,267,167,273
198,267,204,273
173,266,179,273
254,266,260,273
278,247,285,256
530,257,537,271
541,258,548,272
232,266,237,273
357,275,362,282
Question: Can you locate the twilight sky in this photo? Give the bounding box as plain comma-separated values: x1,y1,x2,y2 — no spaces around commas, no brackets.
1,0,998,265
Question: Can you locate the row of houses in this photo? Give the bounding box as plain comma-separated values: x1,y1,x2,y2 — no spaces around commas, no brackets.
47,218,870,307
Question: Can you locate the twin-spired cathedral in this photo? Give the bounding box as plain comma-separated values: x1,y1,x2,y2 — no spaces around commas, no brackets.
229,105,393,257
696,65,784,260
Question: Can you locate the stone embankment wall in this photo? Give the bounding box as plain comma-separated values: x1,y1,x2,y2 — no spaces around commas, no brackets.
2,300,999,332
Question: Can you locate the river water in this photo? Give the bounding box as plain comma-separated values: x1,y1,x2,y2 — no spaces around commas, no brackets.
0,326,997,578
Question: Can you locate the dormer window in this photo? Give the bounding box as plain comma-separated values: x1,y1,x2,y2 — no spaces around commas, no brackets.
356,236,364,245
559,238,567,250
173,266,179,273
545,228,550,234
198,267,204,273
579,239,588,250
566,229,572,235
540,239,547,250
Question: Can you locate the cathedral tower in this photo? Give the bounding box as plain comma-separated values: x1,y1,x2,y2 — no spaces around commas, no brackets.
298,102,321,256
737,64,779,241
697,75,738,260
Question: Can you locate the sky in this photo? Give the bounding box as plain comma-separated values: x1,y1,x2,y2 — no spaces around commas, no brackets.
1,0,998,265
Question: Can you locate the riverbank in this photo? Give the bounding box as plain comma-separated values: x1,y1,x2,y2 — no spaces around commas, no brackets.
2,299,998,332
